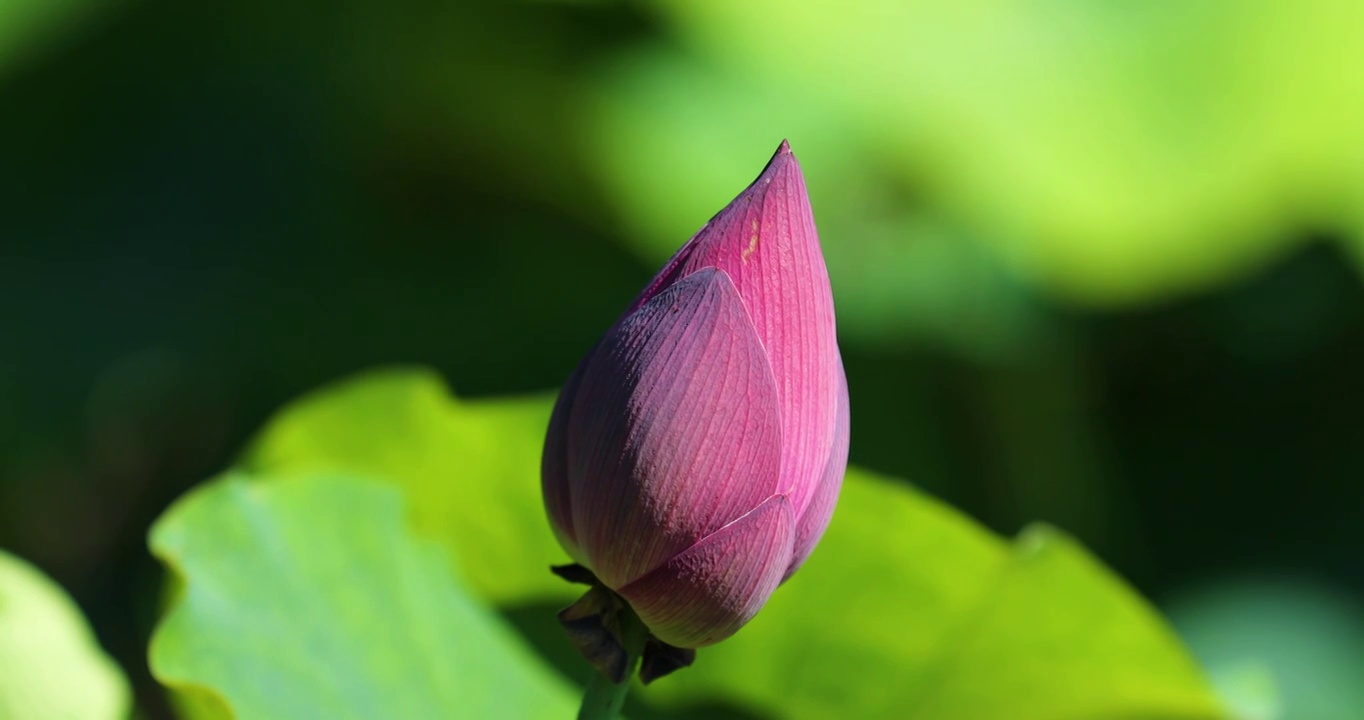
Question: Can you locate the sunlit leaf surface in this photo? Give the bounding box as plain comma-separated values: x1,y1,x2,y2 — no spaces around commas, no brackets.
0,550,130,720
234,368,1226,719
644,470,1224,719
148,473,577,720
588,1,1364,311
243,368,571,605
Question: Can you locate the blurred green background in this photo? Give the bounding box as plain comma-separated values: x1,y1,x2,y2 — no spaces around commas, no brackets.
2,0,1362,717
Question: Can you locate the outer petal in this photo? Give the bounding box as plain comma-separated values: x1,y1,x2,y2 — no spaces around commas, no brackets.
567,268,783,589
617,494,795,648
785,354,850,578
541,359,587,563
633,140,840,523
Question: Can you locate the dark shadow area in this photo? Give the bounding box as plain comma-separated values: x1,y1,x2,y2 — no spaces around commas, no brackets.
0,5,652,714
1091,238,1364,596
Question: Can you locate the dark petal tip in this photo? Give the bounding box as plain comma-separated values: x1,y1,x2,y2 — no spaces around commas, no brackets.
639,637,697,685
550,563,599,586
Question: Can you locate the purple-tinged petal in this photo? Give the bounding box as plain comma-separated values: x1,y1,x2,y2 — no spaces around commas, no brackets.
567,267,783,589
785,354,850,578
542,360,588,563
632,140,840,522
617,494,795,648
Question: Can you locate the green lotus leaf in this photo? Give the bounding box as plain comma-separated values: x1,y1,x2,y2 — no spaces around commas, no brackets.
147,472,577,719
0,549,130,720
237,368,1226,718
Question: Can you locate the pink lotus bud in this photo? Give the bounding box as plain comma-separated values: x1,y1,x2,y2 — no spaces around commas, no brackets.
543,140,849,659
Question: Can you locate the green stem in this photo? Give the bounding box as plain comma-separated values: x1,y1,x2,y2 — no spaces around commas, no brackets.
576,607,648,720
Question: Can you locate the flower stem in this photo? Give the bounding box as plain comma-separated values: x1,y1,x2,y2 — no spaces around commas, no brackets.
576,607,648,720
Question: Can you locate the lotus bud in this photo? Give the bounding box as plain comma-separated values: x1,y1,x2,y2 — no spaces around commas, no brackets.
543,140,849,682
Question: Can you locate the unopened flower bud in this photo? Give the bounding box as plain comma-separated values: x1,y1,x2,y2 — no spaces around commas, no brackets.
543,141,849,677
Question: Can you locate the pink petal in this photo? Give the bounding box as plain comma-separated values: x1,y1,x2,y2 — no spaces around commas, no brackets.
785,354,850,578
631,140,841,524
567,267,783,588
617,493,795,648
542,359,588,563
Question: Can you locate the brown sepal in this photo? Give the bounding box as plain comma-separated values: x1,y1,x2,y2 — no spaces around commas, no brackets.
551,563,698,684
550,563,598,586
558,585,629,682
639,637,696,684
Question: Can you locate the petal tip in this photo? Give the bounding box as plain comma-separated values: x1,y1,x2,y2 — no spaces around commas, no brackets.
759,139,798,179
